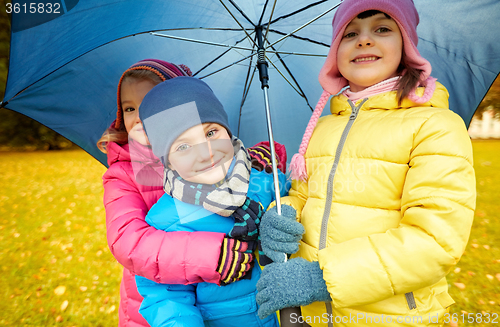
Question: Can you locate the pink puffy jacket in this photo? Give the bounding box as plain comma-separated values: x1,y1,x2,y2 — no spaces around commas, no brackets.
102,141,225,327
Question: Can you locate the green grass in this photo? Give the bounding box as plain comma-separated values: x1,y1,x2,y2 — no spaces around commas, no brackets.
446,140,500,326
0,150,120,326
0,141,499,326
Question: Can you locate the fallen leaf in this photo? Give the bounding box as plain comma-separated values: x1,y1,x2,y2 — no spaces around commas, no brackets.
484,245,490,250
78,257,85,262
496,273,500,281
54,286,66,296
84,298,90,304
79,286,87,292
55,315,63,322
107,305,116,314
471,243,479,248
454,282,466,290
490,301,496,305
467,271,475,276
60,300,68,311
486,274,494,281
478,299,486,305
103,296,109,304
449,322,458,327
454,267,461,274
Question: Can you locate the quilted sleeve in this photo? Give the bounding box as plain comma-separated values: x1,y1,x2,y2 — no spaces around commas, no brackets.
318,110,476,308
103,166,225,285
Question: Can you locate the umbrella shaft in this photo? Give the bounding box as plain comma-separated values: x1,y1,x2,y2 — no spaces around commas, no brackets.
262,87,282,216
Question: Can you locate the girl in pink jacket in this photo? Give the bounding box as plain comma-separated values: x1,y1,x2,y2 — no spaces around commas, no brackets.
98,59,255,327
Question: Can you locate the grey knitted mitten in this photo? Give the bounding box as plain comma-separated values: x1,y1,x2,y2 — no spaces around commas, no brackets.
256,258,331,319
260,204,304,263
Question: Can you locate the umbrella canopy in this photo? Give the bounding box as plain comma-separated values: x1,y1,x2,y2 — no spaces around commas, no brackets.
3,0,500,166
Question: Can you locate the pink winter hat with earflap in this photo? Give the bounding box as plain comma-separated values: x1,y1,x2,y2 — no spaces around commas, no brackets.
290,0,435,182
318,0,432,96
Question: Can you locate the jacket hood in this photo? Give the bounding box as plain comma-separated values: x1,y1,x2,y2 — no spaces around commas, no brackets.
330,81,449,115
106,141,130,167
107,140,164,187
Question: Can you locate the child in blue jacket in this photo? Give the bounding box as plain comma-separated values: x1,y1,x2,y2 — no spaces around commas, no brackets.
135,76,288,327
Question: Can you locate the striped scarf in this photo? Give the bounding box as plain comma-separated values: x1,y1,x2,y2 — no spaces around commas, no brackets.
163,137,251,217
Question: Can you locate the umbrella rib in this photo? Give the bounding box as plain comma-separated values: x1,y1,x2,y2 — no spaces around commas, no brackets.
268,0,329,25
265,54,309,109
268,45,314,111
194,35,254,77
267,28,330,48
198,53,257,80
151,32,256,51
257,0,271,26
263,0,277,41
227,0,256,27
219,0,258,49
266,2,340,49
237,62,258,136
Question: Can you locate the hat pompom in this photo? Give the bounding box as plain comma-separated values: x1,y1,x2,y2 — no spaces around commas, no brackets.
290,152,308,182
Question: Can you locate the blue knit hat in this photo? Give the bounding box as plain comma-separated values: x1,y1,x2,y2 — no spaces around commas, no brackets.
139,76,231,163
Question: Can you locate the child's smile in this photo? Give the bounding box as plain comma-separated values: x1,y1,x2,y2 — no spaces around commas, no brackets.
168,123,234,184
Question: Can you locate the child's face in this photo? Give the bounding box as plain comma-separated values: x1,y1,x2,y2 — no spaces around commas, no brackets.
121,78,156,145
337,13,403,92
168,123,234,185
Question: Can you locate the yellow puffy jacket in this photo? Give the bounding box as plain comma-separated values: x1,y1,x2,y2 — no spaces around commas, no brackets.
281,82,476,327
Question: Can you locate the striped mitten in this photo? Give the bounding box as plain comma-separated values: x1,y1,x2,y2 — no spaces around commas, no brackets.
229,197,263,241
217,238,254,286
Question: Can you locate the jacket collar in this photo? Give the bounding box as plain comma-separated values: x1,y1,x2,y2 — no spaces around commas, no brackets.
330,81,449,115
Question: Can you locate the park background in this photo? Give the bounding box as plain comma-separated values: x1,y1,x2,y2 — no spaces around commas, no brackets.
0,2,499,326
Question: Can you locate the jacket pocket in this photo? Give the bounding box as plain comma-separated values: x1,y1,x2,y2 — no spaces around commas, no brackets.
197,290,258,321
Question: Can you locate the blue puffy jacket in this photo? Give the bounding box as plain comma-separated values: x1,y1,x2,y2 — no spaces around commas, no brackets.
136,167,289,327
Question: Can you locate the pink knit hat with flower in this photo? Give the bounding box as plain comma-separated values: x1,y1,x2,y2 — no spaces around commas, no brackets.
290,0,435,181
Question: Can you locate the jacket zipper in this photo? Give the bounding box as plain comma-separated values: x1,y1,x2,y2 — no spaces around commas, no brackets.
405,292,417,310
318,99,366,250
319,99,367,327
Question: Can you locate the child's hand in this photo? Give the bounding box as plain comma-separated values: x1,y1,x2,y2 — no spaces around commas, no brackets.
216,238,254,285
228,197,263,241
260,205,304,263
256,258,331,319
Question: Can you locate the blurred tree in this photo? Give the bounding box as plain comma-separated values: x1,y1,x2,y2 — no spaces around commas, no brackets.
0,0,74,150
474,75,500,119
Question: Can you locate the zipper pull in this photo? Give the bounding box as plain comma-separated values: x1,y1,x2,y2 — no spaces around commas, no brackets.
349,107,358,120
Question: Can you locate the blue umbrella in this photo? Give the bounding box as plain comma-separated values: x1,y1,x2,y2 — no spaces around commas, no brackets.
3,0,499,167
2,1,499,325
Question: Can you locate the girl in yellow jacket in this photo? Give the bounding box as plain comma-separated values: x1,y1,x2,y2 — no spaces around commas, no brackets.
255,0,476,326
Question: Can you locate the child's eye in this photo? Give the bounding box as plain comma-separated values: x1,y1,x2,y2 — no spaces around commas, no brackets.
206,129,218,138
376,27,391,33
123,107,135,113
343,31,357,38
176,144,190,152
